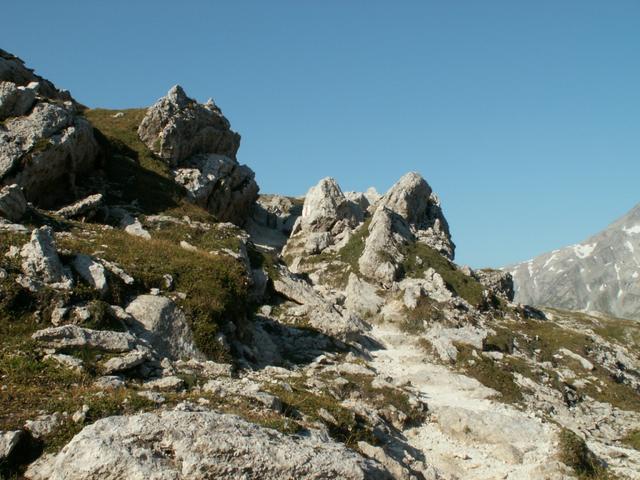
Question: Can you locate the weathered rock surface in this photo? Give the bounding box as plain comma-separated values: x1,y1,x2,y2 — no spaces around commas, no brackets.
19,227,73,289
32,325,137,353
71,254,108,295
55,193,104,220
0,183,27,222
508,202,640,320
474,268,514,301
173,153,258,224
138,86,258,224
138,85,240,165
377,172,454,259
0,430,23,462
0,49,73,102
125,295,204,361
25,411,391,480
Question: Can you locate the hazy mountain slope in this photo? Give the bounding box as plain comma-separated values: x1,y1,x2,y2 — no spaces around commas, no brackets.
508,203,640,320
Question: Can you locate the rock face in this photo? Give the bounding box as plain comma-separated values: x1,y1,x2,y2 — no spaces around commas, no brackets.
25,411,391,480
125,295,204,361
20,227,73,289
0,51,99,208
474,269,514,301
508,203,640,320
377,172,454,259
138,85,240,165
0,184,27,222
138,86,258,224
173,153,258,224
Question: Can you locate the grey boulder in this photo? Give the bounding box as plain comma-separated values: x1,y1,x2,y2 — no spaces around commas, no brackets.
25,411,391,480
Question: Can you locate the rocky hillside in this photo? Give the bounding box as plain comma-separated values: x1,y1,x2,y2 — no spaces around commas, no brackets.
508,203,640,321
1,49,639,480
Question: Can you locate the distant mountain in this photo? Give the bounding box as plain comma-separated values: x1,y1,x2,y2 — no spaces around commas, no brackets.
507,203,640,320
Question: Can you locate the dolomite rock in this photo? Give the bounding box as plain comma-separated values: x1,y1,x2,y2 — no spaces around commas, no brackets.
297,177,361,234
0,430,23,462
0,98,99,208
173,153,258,224
138,85,240,165
55,193,104,220
0,49,73,102
0,81,37,120
474,269,514,301
32,325,137,353
102,349,151,374
377,172,454,260
0,183,27,222
72,254,108,296
138,86,258,225
25,411,392,480
358,207,413,285
125,295,204,361
20,226,73,289
344,273,384,317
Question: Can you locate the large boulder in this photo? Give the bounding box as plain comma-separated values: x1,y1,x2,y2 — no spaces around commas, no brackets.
25,411,391,480
19,226,73,290
138,85,240,165
138,86,258,225
172,153,258,224
358,206,413,285
0,50,99,208
377,172,454,259
125,295,204,361
284,177,362,258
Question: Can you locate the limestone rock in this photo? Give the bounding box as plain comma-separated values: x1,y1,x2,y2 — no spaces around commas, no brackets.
55,193,104,220
138,85,240,165
125,295,204,361
102,349,151,374
0,81,37,121
344,273,383,317
24,413,63,440
143,375,184,391
173,153,258,224
298,177,361,234
0,97,99,209
0,183,27,222
32,325,137,353
71,254,108,296
0,49,73,103
358,207,413,285
25,411,391,480
377,172,454,259
20,227,73,289
474,269,514,301
0,430,23,461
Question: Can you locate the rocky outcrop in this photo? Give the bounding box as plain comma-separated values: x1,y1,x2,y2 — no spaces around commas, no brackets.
138,86,258,224
125,295,204,361
32,325,137,353
283,177,362,258
0,51,99,208
54,193,104,220
474,269,514,301
377,172,454,259
138,85,240,165
0,49,73,103
0,184,27,222
173,153,258,224
19,227,73,290
508,202,640,319
25,411,391,480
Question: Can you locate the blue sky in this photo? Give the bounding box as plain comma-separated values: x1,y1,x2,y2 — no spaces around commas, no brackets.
3,1,639,267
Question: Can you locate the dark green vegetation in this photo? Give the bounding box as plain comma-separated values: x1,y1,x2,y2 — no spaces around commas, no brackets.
621,429,640,451
558,429,616,479
401,243,485,306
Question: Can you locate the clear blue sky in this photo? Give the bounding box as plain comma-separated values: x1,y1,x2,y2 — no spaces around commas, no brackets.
3,1,639,268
